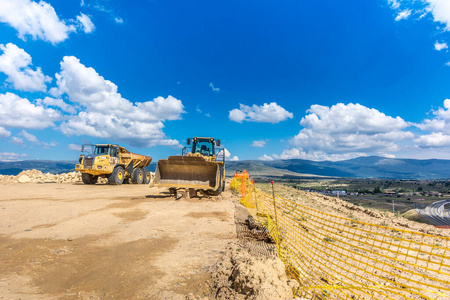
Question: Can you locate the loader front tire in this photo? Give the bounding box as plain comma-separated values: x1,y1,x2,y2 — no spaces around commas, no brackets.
143,169,150,184
81,173,98,184
108,166,125,185
131,168,144,184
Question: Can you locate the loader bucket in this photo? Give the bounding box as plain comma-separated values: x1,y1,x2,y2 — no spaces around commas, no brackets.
154,156,220,190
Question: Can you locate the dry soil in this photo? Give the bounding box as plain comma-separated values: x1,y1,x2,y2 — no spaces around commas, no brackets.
0,183,238,299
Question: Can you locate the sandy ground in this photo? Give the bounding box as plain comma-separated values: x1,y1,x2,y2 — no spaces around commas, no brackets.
0,183,238,299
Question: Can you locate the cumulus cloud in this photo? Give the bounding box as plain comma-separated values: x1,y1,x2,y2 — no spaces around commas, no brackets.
76,13,95,33
0,43,51,92
435,41,448,51
0,127,11,138
414,132,450,147
216,148,238,161
229,102,293,124
0,92,61,129
281,103,413,161
37,97,77,114
388,1,450,31
417,99,450,133
258,154,274,161
415,99,450,148
425,0,450,31
52,56,185,147
252,140,266,147
0,0,77,44
0,152,26,162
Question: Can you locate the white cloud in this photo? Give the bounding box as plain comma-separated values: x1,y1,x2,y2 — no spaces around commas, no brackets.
0,0,76,44
81,0,122,25
37,97,76,114
11,136,24,145
280,103,413,161
417,99,450,133
76,13,95,33
0,152,26,162
414,132,450,147
388,0,401,10
52,56,185,147
388,1,450,30
68,143,82,151
42,141,57,148
395,9,412,21
20,130,38,143
229,102,293,124
252,140,266,147
209,82,220,92
217,148,238,161
415,99,450,148
0,92,61,129
0,43,51,92
0,127,11,138
258,154,274,161
435,41,448,51
426,0,450,31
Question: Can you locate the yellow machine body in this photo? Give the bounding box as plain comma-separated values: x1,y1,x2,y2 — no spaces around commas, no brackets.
153,137,225,194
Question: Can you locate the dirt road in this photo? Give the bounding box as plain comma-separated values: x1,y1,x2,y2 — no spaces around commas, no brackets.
0,183,238,299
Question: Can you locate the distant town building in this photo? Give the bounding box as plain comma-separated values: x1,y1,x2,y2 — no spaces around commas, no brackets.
332,190,347,195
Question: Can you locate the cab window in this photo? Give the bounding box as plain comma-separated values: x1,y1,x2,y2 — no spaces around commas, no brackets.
192,139,214,156
95,146,109,155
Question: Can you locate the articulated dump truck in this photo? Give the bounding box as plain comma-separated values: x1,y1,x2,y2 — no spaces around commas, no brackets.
153,137,225,198
75,144,152,185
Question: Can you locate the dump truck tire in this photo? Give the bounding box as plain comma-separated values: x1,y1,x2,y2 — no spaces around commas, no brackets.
143,169,150,184
108,166,125,185
131,168,143,184
81,173,98,184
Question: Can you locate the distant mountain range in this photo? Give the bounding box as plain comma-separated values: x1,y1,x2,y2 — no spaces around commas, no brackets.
226,156,450,180
1,156,449,179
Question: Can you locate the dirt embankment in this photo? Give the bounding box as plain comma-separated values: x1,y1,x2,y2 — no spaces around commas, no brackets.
258,183,447,236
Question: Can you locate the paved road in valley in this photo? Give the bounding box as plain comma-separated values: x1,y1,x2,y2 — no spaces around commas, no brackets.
417,200,450,226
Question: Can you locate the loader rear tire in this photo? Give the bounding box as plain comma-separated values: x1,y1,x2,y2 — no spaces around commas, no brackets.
131,168,144,184
108,166,125,185
143,169,150,184
81,173,98,184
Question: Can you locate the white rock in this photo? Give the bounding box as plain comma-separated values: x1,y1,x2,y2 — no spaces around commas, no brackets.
17,175,31,183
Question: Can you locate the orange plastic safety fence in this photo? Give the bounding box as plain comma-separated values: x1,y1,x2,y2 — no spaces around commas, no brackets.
238,182,450,300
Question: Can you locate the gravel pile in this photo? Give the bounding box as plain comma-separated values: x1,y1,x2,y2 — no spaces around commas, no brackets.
0,169,155,185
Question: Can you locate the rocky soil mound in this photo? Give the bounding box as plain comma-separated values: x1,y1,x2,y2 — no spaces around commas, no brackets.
0,169,82,184
209,246,300,300
0,169,155,185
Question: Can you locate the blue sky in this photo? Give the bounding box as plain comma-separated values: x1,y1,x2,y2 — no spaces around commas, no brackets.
1,0,450,162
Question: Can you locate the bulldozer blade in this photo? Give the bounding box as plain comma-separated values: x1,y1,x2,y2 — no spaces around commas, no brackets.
154,156,220,190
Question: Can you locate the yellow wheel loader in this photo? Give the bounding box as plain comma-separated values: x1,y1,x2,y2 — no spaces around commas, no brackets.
75,144,152,185
153,137,226,198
